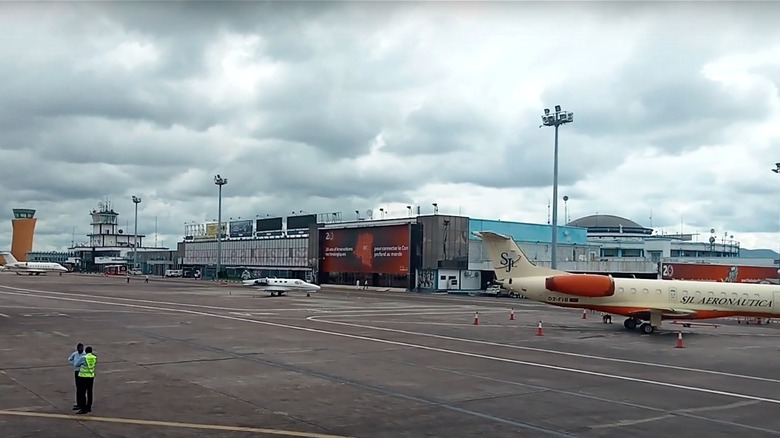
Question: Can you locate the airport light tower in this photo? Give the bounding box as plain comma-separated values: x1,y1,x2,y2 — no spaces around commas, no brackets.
132,196,141,270
541,105,574,269
773,162,780,268
214,174,228,279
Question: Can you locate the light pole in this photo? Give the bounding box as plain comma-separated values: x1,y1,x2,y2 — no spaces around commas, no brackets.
541,105,574,269
132,196,141,270
773,163,779,268
214,174,228,279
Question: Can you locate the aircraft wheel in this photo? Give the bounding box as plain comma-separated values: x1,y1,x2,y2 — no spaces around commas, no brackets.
306,293,310,297
640,323,654,335
624,318,637,330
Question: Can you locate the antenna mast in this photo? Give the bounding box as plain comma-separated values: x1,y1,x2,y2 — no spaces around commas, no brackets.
155,216,158,247
547,199,550,224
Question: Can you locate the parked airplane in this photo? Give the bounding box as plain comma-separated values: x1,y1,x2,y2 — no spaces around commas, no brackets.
475,231,780,334
241,277,321,297
0,252,69,275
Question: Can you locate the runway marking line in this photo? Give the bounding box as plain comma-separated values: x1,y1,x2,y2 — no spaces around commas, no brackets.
0,410,357,438
3,285,780,407
304,316,780,385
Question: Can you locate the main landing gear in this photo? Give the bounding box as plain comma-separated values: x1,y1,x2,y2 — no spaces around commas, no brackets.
623,317,657,334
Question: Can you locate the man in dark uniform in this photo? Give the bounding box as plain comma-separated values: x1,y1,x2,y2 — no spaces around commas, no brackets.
74,346,97,414
67,343,84,410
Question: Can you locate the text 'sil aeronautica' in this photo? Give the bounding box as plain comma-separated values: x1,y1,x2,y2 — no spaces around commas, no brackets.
681,296,773,308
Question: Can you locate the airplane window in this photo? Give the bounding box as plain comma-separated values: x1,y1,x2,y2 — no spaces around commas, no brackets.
655,289,661,295
754,294,760,300
630,288,636,294
642,288,648,294
708,291,714,298
618,287,624,294
695,291,701,298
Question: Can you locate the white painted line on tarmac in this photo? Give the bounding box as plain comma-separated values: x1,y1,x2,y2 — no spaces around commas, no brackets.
305,315,780,385
0,313,9,318
2,285,780,405
0,285,481,314
0,409,358,438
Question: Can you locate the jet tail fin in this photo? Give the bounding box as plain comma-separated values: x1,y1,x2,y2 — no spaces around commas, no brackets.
473,231,563,280
0,252,18,265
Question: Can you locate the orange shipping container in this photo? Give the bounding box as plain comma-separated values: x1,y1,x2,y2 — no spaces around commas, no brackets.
660,262,779,284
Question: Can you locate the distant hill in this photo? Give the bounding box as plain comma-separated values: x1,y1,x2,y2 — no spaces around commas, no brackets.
739,248,780,259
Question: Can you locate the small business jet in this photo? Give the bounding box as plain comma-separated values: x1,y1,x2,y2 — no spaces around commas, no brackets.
0,252,69,275
475,231,780,334
241,277,321,297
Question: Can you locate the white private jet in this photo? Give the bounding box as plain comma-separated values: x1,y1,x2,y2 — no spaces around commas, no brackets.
241,277,321,297
0,252,69,275
475,231,780,335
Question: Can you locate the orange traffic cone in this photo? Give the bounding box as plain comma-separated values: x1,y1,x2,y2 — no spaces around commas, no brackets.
509,309,515,321
536,321,543,336
676,332,684,348
581,309,587,319
473,311,479,325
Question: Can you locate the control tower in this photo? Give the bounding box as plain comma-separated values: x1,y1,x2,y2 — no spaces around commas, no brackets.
87,201,144,248
11,208,37,262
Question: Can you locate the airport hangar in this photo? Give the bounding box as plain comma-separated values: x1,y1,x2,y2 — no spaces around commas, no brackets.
179,211,774,291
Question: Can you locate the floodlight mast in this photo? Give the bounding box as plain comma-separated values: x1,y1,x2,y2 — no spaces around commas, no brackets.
214,174,228,279
774,163,780,267
541,105,574,269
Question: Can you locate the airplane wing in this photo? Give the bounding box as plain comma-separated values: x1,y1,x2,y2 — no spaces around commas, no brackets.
242,279,293,294
625,307,698,318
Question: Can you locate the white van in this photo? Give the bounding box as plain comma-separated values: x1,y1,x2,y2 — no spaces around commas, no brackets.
164,269,183,277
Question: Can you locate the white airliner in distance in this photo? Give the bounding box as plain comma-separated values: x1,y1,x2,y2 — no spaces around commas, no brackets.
0,252,69,275
242,277,321,297
475,231,780,335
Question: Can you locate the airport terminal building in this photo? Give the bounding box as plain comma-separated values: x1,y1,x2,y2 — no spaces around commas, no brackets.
179,210,779,291
180,211,593,290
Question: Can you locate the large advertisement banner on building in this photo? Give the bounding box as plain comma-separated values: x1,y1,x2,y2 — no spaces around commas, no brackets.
229,220,253,238
661,262,779,283
321,224,410,274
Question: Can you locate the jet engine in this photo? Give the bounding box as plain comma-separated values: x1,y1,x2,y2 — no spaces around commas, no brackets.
545,274,615,297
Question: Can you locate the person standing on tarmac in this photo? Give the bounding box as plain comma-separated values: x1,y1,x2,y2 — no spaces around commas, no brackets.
74,346,97,414
67,343,84,410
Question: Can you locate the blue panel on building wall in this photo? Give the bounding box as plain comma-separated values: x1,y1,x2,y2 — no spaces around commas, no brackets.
468,218,588,245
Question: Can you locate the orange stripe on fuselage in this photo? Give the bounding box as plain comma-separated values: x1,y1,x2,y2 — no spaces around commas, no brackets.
548,303,778,320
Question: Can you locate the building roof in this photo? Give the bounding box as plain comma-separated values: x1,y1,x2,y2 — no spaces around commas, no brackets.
567,214,651,234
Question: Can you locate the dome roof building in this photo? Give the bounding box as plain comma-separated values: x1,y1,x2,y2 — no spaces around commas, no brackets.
567,214,653,237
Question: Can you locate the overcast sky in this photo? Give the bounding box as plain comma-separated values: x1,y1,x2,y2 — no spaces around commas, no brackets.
1,1,779,254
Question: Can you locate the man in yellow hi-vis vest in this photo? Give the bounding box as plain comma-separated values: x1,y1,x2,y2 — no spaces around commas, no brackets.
74,346,97,414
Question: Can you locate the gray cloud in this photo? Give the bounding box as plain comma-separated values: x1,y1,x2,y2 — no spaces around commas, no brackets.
1,1,779,252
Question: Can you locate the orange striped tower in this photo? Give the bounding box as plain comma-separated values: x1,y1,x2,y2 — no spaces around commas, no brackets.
10,208,37,262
